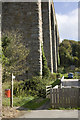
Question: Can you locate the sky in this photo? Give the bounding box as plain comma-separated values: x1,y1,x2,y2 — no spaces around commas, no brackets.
54,2,78,42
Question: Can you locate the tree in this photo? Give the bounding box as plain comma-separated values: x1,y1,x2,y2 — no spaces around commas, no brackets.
59,39,79,67
2,31,29,82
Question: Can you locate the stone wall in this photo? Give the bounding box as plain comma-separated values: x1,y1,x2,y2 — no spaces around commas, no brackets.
2,1,60,79
42,1,59,73
42,2,53,73
2,2,42,79
48,1,53,73
0,1,60,119
51,2,58,73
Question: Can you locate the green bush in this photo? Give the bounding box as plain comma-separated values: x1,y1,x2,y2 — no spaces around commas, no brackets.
56,73,63,78
13,76,51,98
13,81,27,97
58,67,65,74
49,73,63,81
51,79,61,88
49,73,56,81
42,45,50,78
2,31,29,82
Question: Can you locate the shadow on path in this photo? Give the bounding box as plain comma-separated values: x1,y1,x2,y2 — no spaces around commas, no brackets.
16,98,50,111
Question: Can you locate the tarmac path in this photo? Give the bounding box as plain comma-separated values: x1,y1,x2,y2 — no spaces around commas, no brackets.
19,110,79,119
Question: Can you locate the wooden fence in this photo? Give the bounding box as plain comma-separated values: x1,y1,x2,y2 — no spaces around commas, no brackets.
46,85,58,98
50,88,80,108
46,85,52,98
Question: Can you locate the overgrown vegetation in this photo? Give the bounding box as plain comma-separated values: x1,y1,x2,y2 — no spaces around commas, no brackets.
2,31,63,109
2,81,49,108
59,39,79,67
42,45,50,78
13,76,53,98
59,39,80,78
2,31,29,82
13,72,62,98
2,95,49,109
51,79,61,87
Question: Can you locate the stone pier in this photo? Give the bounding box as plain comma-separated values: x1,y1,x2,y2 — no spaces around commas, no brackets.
51,2,60,73
2,1,60,78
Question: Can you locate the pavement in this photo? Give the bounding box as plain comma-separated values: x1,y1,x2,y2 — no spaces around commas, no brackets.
19,110,79,119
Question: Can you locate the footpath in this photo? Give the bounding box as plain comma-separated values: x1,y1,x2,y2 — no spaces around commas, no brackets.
19,110,79,119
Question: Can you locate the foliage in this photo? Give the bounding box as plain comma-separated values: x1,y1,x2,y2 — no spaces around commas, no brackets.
59,39,79,67
75,67,80,72
56,73,63,78
51,79,61,88
49,73,62,82
2,31,29,82
2,91,49,109
2,81,11,90
57,67,66,74
58,52,60,66
13,74,62,98
13,76,51,98
13,81,27,97
49,73,56,81
42,45,50,78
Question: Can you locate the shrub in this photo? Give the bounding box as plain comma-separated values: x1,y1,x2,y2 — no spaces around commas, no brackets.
51,79,61,88
13,76,51,98
2,31,29,82
58,67,65,74
56,73,63,79
42,45,50,78
13,81,27,97
49,73,56,81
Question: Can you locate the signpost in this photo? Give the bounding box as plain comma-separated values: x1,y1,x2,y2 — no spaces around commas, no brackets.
10,73,15,108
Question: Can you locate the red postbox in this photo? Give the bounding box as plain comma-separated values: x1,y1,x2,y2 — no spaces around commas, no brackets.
5,89,11,98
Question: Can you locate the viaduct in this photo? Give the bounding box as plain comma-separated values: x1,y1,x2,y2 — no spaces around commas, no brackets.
2,1,60,79
0,1,60,117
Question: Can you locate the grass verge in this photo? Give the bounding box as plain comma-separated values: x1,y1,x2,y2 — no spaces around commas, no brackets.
2,96,49,110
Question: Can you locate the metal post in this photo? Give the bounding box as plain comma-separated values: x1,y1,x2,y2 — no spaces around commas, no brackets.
10,73,13,108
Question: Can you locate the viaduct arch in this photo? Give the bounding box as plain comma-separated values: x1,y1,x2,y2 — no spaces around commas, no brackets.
0,1,60,117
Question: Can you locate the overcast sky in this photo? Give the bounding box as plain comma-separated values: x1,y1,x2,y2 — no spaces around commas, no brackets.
54,2,78,42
